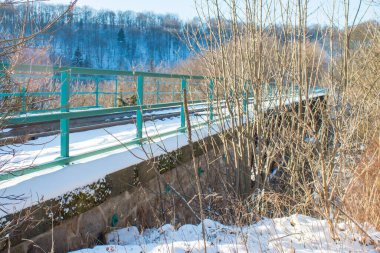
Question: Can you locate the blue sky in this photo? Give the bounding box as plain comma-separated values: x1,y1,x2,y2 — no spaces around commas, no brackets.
49,0,379,25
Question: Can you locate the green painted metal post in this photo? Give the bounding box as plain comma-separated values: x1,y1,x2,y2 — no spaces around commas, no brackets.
229,88,234,110
136,76,144,139
209,79,214,122
156,80,160,104
60,71,70,158
95,77,99,107
172,85,175,102
180,78,187,132
243,85,248,113
269,82,274,97
21,86,26,113
114,79,118,107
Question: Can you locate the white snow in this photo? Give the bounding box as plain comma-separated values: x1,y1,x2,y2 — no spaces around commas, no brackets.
1,128,12,133
70,215,380,253
0,90,327,217
0,114,218,216
1,112,207,172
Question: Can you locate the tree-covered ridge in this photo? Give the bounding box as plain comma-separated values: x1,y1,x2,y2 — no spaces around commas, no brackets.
0,3,193,70
0,3,377,71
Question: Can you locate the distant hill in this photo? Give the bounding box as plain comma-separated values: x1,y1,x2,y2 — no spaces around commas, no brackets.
1,3,377,72
0,3,194,71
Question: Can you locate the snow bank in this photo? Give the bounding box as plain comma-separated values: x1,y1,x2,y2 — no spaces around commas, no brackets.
71,215,380,253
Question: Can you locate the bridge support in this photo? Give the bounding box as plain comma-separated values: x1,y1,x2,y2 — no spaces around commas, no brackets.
180,78,187,132
114,79,118,107
60,71,70,158
136,75,144,139
243,82,248,113
156,80,160,104
209,79,214,123
95,77,99,107
21,86,26,113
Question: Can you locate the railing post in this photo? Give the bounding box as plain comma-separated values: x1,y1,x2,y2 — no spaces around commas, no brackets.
136,75,144,139
95,77,99,107
229,88,234,111
21,86,26,113
172,85,175,102
156,80,160,104
209,79,214,122
269,82,274,97
60,70,70,158
180,78,187,132
243,83,248,113
114,79,118,107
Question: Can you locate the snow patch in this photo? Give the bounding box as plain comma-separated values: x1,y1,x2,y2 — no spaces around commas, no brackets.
70,215,380,253
1,128,12,133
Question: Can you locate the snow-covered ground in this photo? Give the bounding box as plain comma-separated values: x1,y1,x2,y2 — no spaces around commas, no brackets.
71,215,380,253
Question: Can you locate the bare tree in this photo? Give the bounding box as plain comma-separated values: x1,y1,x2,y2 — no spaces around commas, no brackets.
0,0,78,249
179,0,379,241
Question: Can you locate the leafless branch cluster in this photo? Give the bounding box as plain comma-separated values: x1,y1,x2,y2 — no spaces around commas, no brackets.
173,0,380,241
0,0,78,248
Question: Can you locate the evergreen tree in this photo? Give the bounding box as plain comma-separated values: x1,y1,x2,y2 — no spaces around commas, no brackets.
72,47,84,67
117,28,126,68
117,28,126,44
83,54,91,68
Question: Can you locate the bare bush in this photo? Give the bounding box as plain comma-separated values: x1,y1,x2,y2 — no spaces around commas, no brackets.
175,0,380,243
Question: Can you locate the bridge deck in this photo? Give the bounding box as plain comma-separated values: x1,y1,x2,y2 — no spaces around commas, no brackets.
0,114,214,217
2,112,209,172
0,89,327,216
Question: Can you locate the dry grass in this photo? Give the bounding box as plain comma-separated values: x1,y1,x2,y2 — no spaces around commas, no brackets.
344,139,380,230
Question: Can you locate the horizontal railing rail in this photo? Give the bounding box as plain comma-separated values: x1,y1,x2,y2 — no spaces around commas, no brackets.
0,63,206,79
6,100,206,125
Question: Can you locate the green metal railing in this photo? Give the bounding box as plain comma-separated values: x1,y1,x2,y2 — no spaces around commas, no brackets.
0,64,216,180
0,64,210,115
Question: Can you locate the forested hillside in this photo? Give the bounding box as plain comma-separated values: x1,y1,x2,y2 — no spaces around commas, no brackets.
0,3,194,70
0,3,376,71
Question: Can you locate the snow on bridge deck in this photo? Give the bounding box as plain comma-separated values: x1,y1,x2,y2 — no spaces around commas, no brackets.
0,113,213,216
0,89,327,216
